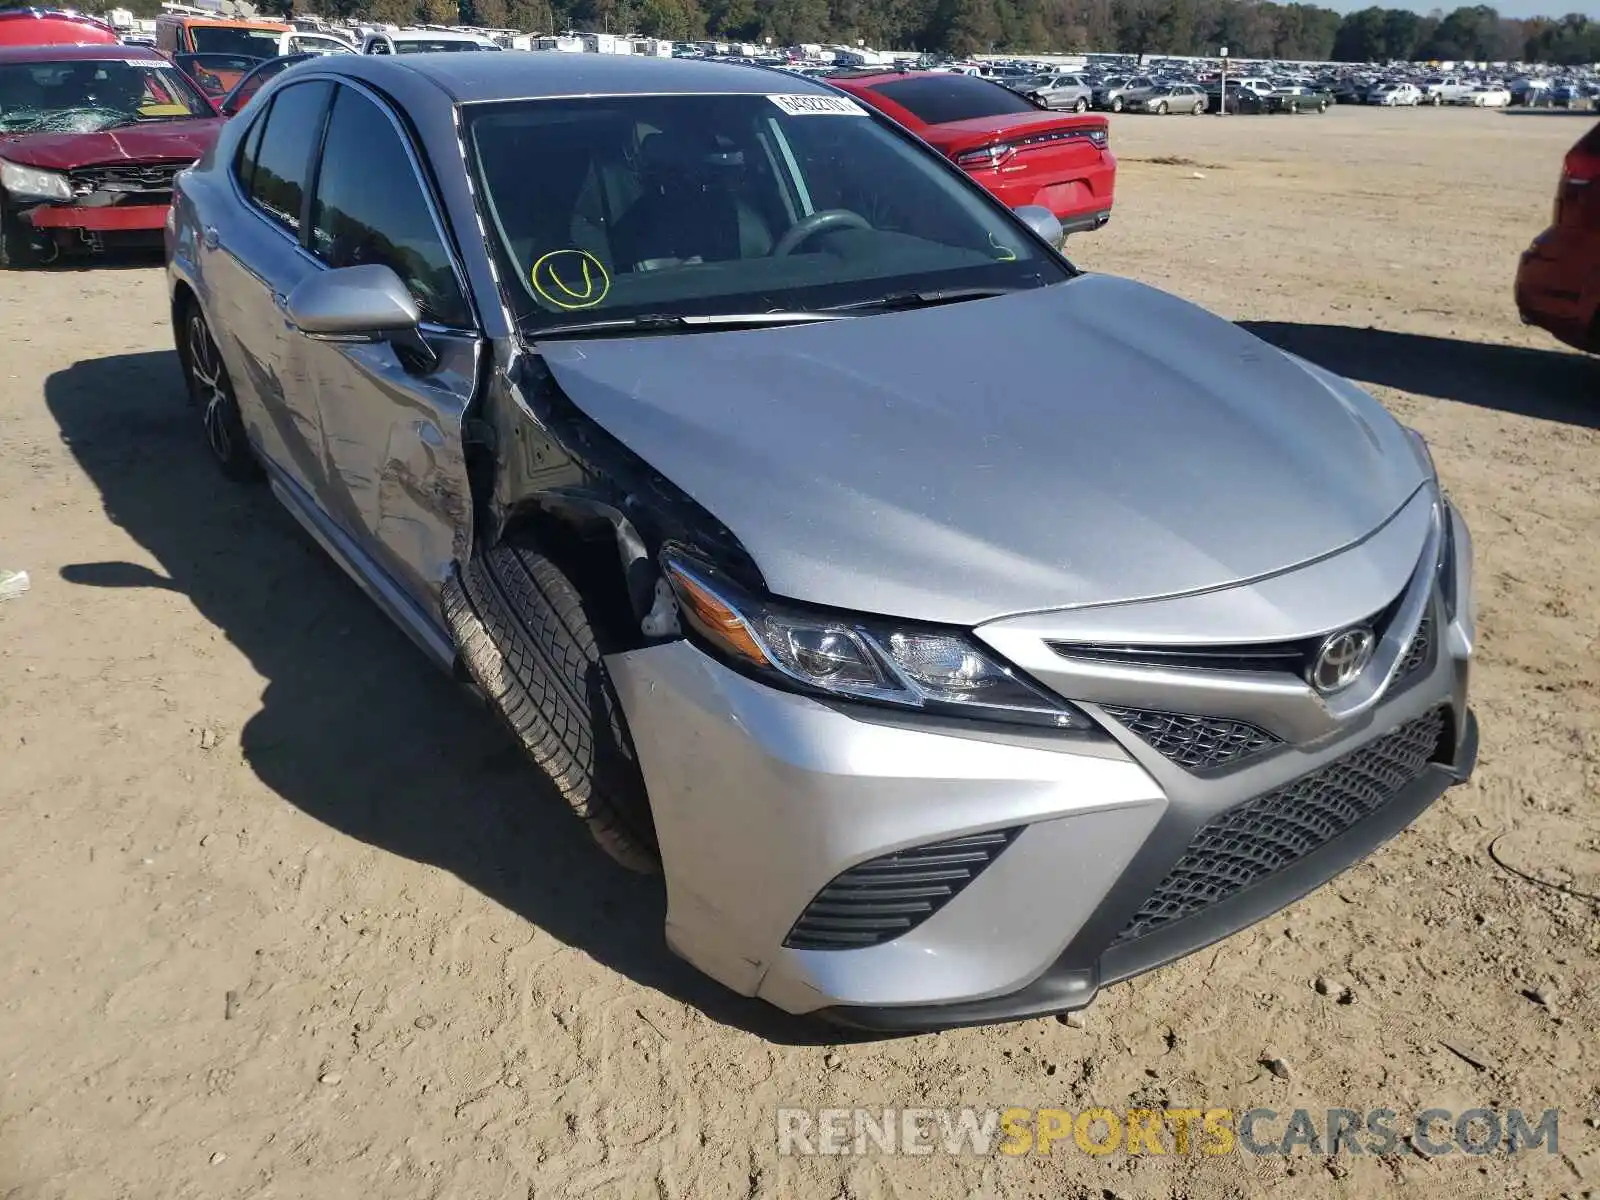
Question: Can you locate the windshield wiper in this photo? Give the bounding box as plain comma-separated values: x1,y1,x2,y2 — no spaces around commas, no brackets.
529,311,847,339
826,286,1031,313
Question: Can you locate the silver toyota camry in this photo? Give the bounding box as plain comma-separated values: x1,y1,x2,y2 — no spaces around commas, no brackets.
165,52,1477,1030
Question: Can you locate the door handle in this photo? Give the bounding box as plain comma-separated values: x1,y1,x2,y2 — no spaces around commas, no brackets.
202,225,219,250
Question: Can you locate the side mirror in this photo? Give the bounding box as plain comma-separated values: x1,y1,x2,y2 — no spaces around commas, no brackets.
284,264,438,372
1012,204,1065,250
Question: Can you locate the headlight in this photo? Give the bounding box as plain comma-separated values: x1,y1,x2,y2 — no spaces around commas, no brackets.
0,159,73,203
661,553,1092,730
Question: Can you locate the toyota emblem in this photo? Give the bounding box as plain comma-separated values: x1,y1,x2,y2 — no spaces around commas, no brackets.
1310,627,1376,695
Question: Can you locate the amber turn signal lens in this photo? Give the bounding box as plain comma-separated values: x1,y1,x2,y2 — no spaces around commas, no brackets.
663,561,770,668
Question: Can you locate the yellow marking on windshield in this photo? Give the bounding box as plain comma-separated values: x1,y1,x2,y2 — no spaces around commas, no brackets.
531,249,611,310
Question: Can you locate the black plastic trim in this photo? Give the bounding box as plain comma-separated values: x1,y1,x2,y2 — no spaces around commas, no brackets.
815,710,1476,1032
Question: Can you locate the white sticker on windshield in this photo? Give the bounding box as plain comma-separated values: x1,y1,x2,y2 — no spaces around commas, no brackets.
767,93,865,116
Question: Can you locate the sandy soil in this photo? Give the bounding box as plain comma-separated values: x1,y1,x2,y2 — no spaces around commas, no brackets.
2,106,1598,1200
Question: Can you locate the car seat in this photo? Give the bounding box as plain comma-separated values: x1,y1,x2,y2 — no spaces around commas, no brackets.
609,128,772,271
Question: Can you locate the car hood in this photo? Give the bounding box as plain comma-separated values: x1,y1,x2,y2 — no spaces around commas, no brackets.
0,118,222,170
538,274,1427,627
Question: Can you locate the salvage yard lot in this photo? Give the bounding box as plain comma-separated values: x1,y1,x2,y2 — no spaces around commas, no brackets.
0,106,1596,1200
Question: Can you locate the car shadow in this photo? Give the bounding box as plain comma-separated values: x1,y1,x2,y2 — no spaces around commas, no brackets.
1239,322,1599,428
44,349,854,1046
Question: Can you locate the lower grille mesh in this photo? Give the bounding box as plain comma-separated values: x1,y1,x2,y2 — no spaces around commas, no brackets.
1114,708,1448,944
784,828,1021,951
1100,706,1280,773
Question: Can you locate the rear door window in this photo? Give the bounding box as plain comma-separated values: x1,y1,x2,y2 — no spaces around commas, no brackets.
870,75,1039,124
246,79,332,236
232,97,270,190
307,83,470,327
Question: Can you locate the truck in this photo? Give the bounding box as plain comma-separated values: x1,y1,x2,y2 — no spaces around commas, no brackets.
1420,76,1476,105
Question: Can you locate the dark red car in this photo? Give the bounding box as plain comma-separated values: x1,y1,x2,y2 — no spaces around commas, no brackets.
0,43,222,265
829,70,1115,235
1516,119,1599,353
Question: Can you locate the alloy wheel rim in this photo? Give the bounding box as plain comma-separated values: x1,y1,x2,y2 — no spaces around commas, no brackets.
189,316,231,461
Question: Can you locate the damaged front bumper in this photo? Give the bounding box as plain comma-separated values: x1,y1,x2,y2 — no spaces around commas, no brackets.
604,520,1476,1029
24,202,170,233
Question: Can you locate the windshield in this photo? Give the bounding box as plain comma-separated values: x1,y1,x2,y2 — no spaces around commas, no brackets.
0,59,212,133
189,25,283,55
869,75,1039,123
395,39,485,52
464,93,1068,335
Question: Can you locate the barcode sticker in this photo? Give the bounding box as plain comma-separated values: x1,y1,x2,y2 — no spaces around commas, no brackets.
767,94,866,116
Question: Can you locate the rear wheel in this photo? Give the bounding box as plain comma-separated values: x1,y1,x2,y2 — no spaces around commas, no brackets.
1192,100,1205,114
180,299,259,481
1073,97,1088,112
445,541,659,873
1318,98,1328,113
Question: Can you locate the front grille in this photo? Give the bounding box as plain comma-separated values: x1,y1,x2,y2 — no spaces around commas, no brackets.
1100,706,1280,772
1051,587,1420,683
1113,708,1448,944
784,827,1021,951
70,161,190,196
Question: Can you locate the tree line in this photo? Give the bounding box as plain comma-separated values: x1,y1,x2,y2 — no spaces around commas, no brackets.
47,0,1600,65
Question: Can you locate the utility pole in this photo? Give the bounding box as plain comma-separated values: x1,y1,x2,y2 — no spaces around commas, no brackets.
1219,45,1228,115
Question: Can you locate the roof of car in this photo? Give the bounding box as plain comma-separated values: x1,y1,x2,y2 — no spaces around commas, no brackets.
158,15,292,28
377,29,491,41
320,51,830,103
0,42,165,63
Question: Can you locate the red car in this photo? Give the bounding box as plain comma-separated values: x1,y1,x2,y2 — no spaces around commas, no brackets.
1516,119,1599,353
0,43,221,265
0,9,120,48
829,70,1115,235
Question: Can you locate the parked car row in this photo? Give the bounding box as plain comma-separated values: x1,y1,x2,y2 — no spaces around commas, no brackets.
0,9,514,264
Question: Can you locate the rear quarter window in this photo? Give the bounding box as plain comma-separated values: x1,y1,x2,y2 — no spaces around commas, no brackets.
870,75,1039,125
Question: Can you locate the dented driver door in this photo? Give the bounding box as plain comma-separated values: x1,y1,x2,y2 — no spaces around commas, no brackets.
293,80,481,620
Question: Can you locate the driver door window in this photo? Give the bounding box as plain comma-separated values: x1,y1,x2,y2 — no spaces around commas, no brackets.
307,83,470,328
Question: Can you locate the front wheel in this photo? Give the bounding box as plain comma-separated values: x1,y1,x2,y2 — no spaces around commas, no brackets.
180,300,259,481
0,203,48,269
445,543,659,872
1111,96,1123,113
1318,99,1328,112
1154,101,1168,115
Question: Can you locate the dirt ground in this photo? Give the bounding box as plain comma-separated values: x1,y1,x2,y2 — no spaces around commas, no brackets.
2,105,1598,1200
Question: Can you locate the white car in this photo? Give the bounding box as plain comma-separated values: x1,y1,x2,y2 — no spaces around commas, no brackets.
361,28,501,54
279,30,356,55
1370,83,1422,106
1455,86,1511,107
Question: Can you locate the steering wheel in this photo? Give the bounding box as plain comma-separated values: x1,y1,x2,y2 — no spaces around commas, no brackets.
772,209,871,257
